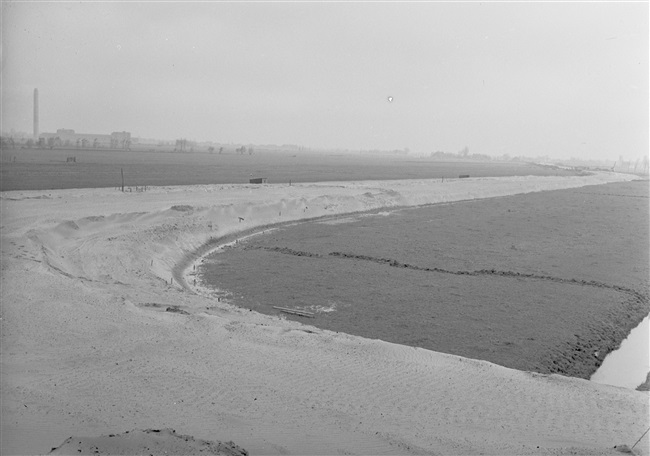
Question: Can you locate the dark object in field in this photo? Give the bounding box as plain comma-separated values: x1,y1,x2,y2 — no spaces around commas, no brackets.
171,205,193,212
165,306,189,315
66,156,76,163
273,306,314,318
459,174,470,178
250,177,267,184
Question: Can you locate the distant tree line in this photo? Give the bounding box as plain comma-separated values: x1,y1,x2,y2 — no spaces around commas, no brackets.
235,146,254,155
430,146,492,161
0,136,131,150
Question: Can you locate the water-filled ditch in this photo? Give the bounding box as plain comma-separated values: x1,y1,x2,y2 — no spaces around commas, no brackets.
591,314,649,389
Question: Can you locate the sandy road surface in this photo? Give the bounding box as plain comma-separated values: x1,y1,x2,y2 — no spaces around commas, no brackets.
1,173,648,455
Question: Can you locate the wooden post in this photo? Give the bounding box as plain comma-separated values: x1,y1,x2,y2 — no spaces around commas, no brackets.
121,168,124,192
631,427,650,451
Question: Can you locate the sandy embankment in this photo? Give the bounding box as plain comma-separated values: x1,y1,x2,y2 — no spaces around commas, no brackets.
1,173,648,455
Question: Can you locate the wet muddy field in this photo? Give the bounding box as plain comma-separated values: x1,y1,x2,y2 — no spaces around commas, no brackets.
200,180,649,379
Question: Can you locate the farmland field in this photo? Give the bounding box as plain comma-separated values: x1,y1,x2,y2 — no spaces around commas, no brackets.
0,147,577,191
200,180,650,379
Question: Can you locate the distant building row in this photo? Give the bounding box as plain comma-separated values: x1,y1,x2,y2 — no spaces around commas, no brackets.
38,129,131,149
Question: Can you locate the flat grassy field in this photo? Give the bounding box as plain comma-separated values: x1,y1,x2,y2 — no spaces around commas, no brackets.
0,147,576,191
201,180,649,379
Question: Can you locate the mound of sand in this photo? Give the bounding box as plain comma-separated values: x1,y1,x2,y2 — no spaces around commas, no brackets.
48,428,247,455
1,173,648,455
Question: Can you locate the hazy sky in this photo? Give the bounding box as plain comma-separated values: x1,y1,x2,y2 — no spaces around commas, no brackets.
1,2,647,159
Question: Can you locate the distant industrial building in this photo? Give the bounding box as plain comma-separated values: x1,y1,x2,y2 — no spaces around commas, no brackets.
31,88,131,149
39,129,131,149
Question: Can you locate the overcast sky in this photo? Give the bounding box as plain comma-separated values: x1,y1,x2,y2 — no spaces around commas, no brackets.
1,2,647,159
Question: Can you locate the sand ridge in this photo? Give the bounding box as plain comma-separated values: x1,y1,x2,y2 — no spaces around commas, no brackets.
1,173,648,455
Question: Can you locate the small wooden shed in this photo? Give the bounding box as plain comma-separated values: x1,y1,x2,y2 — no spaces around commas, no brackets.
249,177,268,184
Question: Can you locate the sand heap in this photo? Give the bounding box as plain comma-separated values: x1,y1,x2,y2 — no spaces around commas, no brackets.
1,173,648,455
48,428,248,455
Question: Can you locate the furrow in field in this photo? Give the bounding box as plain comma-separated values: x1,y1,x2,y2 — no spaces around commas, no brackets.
257,247,647,301
573,192,649,198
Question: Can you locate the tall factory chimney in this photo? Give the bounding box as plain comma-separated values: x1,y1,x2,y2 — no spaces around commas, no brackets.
33,88,39,139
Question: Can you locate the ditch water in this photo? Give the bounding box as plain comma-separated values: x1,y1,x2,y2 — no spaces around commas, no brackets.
590,314,650,390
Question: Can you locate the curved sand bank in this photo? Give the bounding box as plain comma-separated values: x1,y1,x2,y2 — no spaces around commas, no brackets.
1,173,648,455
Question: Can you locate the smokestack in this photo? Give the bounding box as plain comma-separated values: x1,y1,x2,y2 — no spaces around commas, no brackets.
33,88,39,139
